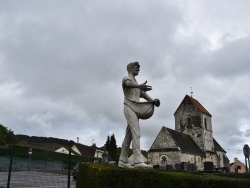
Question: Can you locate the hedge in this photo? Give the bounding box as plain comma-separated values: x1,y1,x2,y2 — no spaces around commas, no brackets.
77,163,250,188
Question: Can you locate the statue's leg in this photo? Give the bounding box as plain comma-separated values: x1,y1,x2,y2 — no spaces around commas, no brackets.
119,125,132,163
124,105,143,164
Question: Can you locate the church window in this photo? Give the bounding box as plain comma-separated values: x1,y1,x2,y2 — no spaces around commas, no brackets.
160,155,168,163
204,118,207,129
187,118,192,128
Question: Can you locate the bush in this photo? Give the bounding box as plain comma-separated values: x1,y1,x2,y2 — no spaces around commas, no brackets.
76,163,250,188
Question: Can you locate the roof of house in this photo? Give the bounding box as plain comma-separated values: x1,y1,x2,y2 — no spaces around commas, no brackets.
149,127,205,156
16,134,107,158
74,143,96,158
166,127,205,156
174,95,212,117
213,138,226,153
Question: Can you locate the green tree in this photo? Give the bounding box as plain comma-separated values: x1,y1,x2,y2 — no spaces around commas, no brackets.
105,134,118,162
0,124,8,145
105,135,110,152
109,134,117,162
0,124,17,145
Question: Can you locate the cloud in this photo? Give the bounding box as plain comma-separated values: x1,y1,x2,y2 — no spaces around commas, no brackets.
0,0,250,163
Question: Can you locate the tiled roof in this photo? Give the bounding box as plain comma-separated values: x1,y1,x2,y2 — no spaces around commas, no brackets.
164,127,205,156
149,127,205,156
74,143,96,158
71,150,81,156
213,138,226,153
174,95,212,117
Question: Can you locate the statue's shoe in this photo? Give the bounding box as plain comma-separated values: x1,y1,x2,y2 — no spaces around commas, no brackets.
134,163,153,169
118,161,134,169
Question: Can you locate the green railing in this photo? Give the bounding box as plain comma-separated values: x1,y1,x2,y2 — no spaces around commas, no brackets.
0,145,99,172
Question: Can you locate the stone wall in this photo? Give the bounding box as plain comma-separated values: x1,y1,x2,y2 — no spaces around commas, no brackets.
175,97,206,151
182,153,204,170
151,127,176,149
148,151,181,166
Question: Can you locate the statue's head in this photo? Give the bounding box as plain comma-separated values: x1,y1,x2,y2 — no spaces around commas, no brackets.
127,61,140,76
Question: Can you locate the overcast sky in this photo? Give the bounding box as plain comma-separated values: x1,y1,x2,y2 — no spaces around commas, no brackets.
0,0,250,163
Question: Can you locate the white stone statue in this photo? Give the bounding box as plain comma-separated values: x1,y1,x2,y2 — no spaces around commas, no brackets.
118,62,160,169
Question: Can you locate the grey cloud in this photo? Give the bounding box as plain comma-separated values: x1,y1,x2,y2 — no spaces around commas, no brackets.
206,38,250,78
0,0,250,162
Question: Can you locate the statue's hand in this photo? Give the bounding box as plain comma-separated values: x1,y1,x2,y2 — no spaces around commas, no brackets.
138,81,152,91
154,99,160,107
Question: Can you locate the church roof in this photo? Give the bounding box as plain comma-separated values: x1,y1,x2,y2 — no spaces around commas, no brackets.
166,127,205,156
174,95,212,117
149,127,205,157
213,138,226,153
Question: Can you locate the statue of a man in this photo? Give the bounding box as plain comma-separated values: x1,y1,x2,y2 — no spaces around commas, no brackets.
118,62,160,168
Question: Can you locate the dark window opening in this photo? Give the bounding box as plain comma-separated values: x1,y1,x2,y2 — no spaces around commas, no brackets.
187,118,192,128
204,118,207,129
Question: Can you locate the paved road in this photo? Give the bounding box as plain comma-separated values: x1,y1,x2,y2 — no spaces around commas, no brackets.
0,171,76,188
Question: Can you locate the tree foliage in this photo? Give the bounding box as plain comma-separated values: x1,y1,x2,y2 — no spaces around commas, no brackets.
0,124,17,145
105,135,110,152
0,124,7,145
105,134,117,162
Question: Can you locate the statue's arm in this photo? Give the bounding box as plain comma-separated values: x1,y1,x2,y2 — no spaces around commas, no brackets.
142,92,160,107
142,92,153,102
123,80,152,91
123,79,139,88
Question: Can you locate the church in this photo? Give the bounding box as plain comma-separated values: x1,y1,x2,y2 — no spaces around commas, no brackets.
148,95,229,171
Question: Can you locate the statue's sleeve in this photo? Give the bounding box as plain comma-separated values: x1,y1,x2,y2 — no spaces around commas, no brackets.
122,77,132,87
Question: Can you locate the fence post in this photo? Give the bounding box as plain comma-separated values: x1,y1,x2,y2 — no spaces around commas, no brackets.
67,149,72,188
28,154,31,171
45,160,47,170
7,144,14,188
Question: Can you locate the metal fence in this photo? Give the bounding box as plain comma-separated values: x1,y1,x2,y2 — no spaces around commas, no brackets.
0,145,96,188
0,155,66,172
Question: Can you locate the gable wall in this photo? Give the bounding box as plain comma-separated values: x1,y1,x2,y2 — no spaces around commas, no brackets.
72,145,81,155
151,127,177,149
230,158,247,173
55,147,74,155
94,150,104,158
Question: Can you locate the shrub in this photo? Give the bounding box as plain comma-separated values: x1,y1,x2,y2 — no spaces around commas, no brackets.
77,163,250,188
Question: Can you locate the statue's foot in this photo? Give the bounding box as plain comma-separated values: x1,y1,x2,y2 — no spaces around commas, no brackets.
134,163,153,169
118,161,134,169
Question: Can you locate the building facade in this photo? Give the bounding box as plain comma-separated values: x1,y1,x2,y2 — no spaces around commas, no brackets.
230,158,247,173
148,95,229,171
